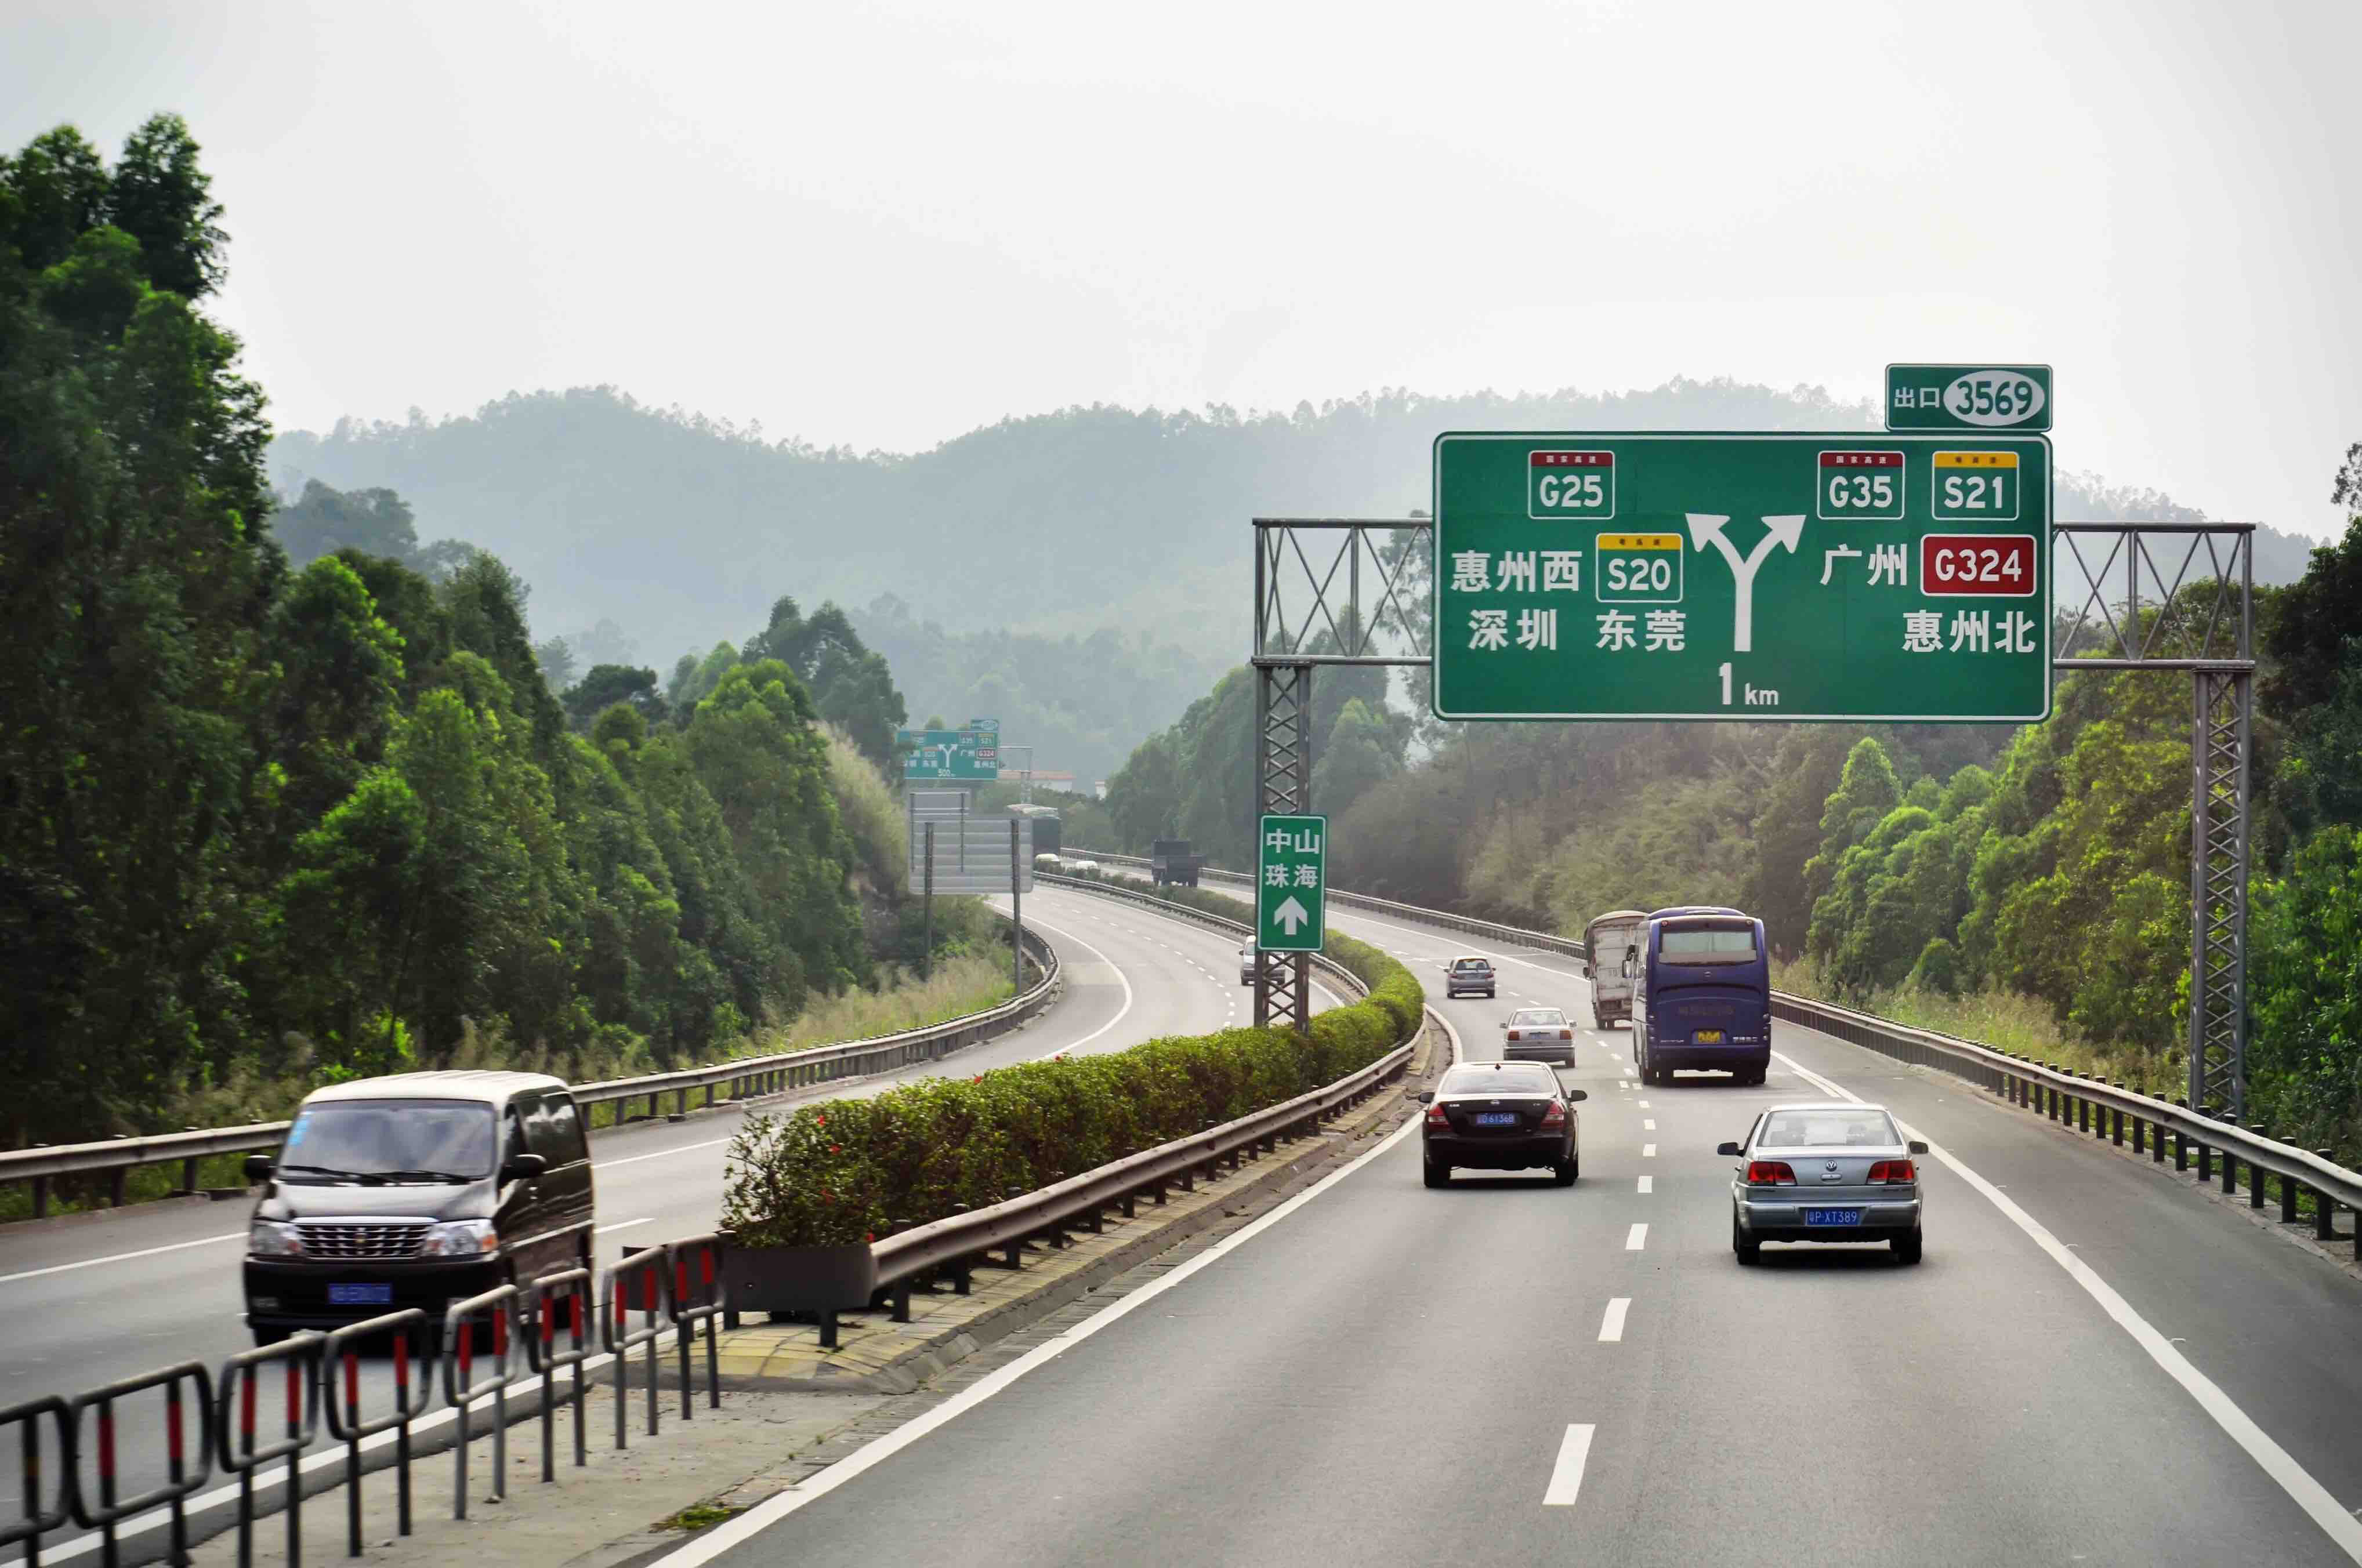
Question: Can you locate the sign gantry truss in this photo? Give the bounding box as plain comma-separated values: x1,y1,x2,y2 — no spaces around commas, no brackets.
1251,515,2257,1115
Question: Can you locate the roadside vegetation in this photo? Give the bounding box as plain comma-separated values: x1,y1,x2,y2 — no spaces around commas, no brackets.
723,901,1422,1247
0,121,990,1158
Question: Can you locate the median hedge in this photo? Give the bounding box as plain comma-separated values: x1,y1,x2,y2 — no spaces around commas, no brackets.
721,914,1422,1247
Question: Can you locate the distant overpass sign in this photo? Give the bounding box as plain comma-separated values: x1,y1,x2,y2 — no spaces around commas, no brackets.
1885,364,2052,433
1431,433,2052,723
899,719,999,780
1257,814,1327,953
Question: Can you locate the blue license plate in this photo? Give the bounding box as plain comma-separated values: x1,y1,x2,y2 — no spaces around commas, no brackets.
1472,1112,1521,1127
1802,1208,1863,1227
328,1283,393,1306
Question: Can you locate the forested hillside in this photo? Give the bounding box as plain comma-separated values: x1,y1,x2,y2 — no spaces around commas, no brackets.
0,122,927,1149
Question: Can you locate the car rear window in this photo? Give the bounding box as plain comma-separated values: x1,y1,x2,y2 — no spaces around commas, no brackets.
1442,1066,1558,1095
1454,959,1489,971
1757,1110,1899,1148
1659,924,1759,963
1510,1010,1565,1026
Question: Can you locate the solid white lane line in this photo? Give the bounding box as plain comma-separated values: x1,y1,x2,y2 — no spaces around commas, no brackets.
664,1064,1442,1564
1769,1048,2362,1563
0,1231,244,1288
1625,1223,1647,1251
1643,1119,1656,1131
1544,1424,1597,1507
1642,1144,1655,1158
1597,1298,1630,1342
1638,1175,1653,1194
1007,910,1136,1059
594,1218,651,1235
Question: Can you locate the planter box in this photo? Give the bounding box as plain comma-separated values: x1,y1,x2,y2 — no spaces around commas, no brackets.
722,1242,878,1313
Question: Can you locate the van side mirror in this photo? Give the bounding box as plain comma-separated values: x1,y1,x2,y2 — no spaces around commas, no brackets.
1908,1140,1929,1156
502,1151,548,1182
244,1153,275,1182
1715,1141,1742,1157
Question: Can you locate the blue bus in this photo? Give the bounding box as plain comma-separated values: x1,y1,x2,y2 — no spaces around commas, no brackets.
1631,907,1770,1086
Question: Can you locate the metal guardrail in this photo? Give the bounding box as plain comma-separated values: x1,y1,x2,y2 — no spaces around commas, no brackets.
3,916,1060,1219
8,1237,733,1565
1069,848,2362,1260
1034,872,1372,999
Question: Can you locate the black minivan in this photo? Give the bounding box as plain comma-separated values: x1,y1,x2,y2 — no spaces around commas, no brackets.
242,1071,597,1344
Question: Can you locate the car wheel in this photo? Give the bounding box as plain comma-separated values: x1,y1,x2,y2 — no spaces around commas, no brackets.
1423,1159,1450,1189
1552,1157,1577,1186
1892,1229,1923,1265
1733,1213,1760,1265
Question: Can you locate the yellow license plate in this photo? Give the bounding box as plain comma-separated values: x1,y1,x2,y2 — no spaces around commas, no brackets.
1695,1029,1724,1043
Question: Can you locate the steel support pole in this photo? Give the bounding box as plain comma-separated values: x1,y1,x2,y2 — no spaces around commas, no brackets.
1254,659,1313,1033
2187,667,2251,1120
922,822,934,981
1010,819,1023,996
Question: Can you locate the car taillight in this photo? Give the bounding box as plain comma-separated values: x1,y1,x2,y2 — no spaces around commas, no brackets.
1867,1159,1917,1184
1425,1102,1450,1126
1745,1160,1796,1185
1559,1029,1572,1040
1539,1101,1567,1126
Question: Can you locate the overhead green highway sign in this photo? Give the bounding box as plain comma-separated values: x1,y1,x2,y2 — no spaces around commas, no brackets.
1431,433,2051,723
898,719,1000,780
1885,364,2052,432
1256,813,1327,953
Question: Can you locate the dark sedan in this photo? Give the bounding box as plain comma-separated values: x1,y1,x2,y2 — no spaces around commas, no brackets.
1419,1061,1585,1188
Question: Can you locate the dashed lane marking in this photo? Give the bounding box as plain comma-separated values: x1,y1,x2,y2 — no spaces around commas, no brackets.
1543,1424,1596,1508
1638,1175,1653,1194
1625,1223,1647,1251
1597,1298,1630,1342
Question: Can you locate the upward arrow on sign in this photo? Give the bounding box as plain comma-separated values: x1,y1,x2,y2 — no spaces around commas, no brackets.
1271,896,1311,937
1687,512,1805,653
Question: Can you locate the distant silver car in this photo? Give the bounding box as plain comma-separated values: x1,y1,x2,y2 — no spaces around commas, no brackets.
1240,941,1271,986
1719,1103,1928,1265
1501,1007,1575,1066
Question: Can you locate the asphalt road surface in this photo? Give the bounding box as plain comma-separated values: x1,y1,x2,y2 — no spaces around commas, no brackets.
671,893,2362,1568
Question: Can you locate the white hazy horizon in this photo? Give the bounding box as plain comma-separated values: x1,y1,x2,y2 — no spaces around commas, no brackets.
6,0,2357,540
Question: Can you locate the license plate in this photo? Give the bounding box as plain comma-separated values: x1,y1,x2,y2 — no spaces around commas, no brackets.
1472,1112,1521,1127
1694,1029,1724,1043
1802,1208,1862,1227
328,1283,393,1306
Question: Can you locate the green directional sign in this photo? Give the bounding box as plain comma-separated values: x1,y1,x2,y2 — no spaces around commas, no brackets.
898,721,1001,780
1885,364,2052,433
1256,813,1327,953
1432,432,2051,723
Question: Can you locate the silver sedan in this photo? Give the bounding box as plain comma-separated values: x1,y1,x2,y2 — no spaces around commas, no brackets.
1719,1103,1928,1265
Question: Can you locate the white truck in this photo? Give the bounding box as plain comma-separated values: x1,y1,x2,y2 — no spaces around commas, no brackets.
1581,909,1651,1029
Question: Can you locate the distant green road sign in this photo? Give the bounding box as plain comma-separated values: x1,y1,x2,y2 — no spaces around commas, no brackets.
1257,814,1327,953
1885,364,2052,433
899,723,1001,780
1431,433,2051,723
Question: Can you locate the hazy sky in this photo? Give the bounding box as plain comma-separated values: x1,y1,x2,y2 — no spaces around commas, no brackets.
7,0,2357,539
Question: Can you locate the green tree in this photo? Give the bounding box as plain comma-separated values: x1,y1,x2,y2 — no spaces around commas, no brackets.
564,664,666,730
271,479,418,568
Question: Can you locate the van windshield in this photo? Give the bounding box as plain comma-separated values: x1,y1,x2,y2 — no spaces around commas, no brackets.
1658,925,1759,964
279,1099,497,1182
